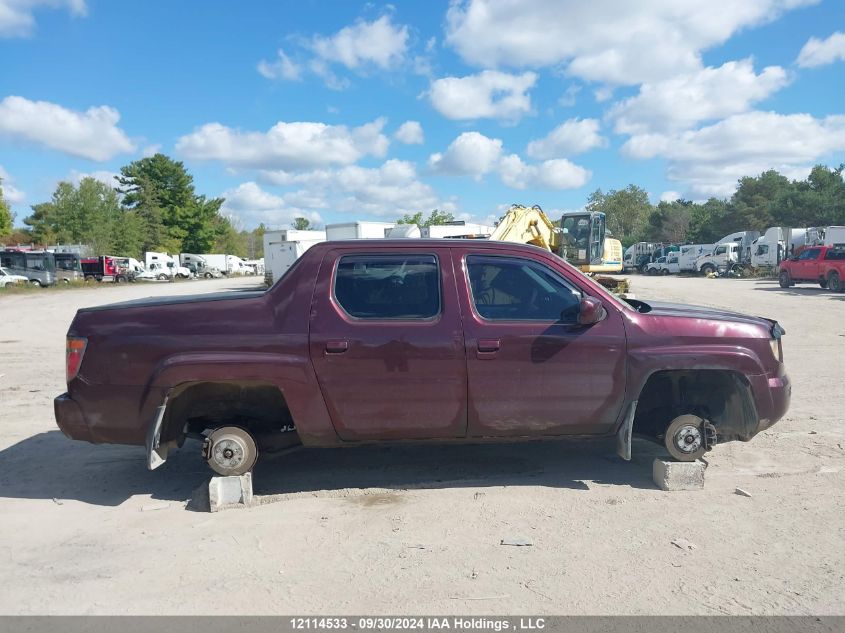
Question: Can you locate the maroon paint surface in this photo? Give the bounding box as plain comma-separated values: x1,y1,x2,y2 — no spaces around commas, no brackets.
55,240,790,448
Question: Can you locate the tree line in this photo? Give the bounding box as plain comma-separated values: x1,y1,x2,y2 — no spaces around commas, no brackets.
2,159,843,256
588,164,845,247
0,154,269,259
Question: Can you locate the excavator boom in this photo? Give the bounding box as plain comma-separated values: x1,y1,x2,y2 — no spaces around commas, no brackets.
488,205,560,253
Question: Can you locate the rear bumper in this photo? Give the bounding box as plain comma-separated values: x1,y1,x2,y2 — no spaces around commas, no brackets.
54,392,93,443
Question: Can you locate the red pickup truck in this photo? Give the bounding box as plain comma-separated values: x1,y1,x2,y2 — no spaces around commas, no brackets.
55,240,790,475
778,245,845,292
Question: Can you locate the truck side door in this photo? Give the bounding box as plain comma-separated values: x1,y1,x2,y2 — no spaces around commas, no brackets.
795,247,822,280
454,249,627,437
309,247,468,441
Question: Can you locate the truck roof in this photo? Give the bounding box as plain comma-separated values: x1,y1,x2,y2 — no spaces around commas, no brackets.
308,238,549,251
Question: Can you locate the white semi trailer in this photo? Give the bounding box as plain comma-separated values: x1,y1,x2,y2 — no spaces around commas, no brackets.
325,221,395,240
263,229,327,286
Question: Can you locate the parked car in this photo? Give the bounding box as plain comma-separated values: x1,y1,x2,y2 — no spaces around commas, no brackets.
778,245,845,292
0,266,28,287
55,240,790,476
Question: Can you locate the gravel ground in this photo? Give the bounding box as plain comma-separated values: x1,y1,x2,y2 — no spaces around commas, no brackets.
0,274,843,615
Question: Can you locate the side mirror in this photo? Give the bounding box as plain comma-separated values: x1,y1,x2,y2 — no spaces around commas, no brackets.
577,296,606,326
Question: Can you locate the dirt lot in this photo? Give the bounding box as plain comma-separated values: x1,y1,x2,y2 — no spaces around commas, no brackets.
1,274,843,615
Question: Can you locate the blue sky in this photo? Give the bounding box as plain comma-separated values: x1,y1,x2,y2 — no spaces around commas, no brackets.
1,0,844,229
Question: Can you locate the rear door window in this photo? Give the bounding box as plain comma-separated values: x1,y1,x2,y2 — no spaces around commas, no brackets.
334,254,440,320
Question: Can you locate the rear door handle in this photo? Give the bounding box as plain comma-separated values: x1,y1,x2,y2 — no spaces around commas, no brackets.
325,340,349,354
477,338,501,353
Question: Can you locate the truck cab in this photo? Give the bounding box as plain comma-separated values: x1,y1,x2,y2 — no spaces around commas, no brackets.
779,246,845,292
697,243,739,275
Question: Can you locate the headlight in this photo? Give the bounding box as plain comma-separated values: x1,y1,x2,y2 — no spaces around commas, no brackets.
769,338,782,362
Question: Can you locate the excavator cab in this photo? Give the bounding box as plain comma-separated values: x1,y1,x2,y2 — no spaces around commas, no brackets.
561,211,606,266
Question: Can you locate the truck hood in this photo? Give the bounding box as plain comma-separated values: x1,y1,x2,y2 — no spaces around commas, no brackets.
77,289,266,313
631,300,783,335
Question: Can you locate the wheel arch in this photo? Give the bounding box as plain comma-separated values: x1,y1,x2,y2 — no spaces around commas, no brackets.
140,352,339,469
631,368,759,444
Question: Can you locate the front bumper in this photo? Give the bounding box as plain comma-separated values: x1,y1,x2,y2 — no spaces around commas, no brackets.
759,371,791,432
54,392,93,443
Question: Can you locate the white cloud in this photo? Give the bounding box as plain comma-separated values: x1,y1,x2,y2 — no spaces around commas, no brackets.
142,144,161,157
333,160,440,215
558,85,581,107
445,0,818,85
593,87,614,103
660,191,682,202
220,181,323,229
609,59,789,134
0,165,25,204
67,169,119,188
0,96,135,161
394,120,424,144
428,70,537,121
176,118,389,170
257,49,302,80
429,131,591,189
257,15,409,88
622,111,845,196
258,159,446,219
428,131,504,178
526,118,607,159
0,0,86,37
312,15,408,70
498,154,591,190
797,31,845,68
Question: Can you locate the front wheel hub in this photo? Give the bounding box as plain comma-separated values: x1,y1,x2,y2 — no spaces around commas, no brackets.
664,414,711,462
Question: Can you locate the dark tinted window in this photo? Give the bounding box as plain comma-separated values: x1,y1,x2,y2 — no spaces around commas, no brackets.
466,255,581,322
799,248,821,260
825,248,845,261
335,254,440,320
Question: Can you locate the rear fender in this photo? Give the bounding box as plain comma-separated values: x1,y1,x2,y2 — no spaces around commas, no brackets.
140,352,338,449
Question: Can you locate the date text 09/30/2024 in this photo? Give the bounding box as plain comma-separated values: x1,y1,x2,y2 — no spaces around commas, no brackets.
289,617,546,631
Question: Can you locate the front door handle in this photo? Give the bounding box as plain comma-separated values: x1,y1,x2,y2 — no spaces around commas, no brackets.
325,340,349,354
477,338,501,354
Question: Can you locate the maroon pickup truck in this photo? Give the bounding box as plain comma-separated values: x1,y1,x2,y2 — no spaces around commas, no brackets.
55,240,790,476
778,245,845,292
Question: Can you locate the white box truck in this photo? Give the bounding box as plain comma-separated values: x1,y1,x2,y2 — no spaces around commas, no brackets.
325,222,395,240
263,229,327,286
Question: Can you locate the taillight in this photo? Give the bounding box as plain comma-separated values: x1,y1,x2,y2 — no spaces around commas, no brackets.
66,337,87,382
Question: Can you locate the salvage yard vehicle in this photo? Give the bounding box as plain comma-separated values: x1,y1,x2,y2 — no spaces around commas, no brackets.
81,256,130,283
55,240,790,476
778,245,845,292
0,249,56,286
53,252,83,283
0,266,28,287
646,253,680,275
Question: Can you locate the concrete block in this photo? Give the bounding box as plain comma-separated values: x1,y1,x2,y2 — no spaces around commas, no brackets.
208,473,254,512
652,459,706,491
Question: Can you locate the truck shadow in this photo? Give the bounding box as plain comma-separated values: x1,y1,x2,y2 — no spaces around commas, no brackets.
752,282,845,298
0,431,664,508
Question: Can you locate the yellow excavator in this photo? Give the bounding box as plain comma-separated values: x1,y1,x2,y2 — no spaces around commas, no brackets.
489,204,624,274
